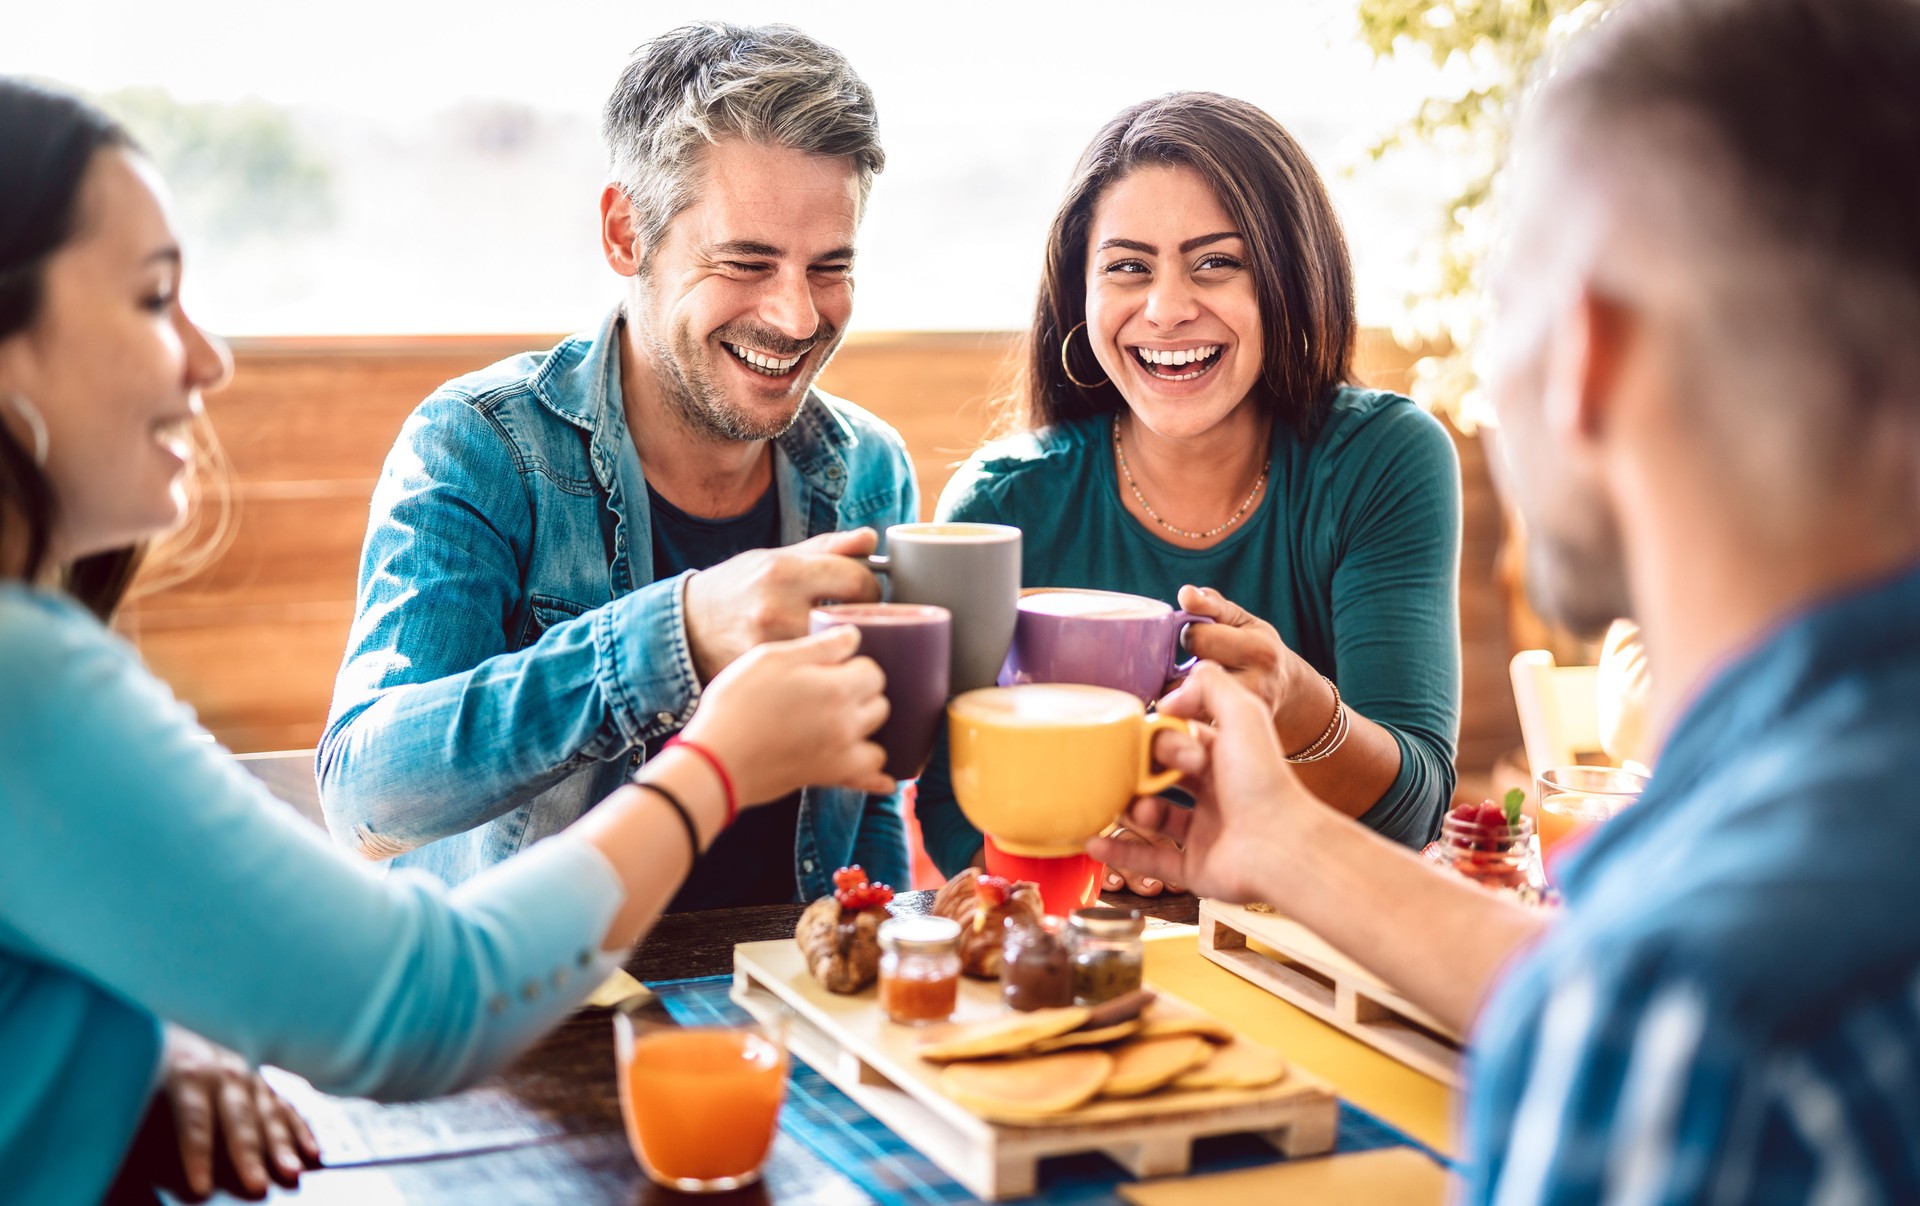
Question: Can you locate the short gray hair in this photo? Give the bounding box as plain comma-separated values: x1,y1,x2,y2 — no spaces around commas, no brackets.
602,22,885,253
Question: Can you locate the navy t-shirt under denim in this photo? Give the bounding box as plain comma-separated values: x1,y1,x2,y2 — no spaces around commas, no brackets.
648,481,803,911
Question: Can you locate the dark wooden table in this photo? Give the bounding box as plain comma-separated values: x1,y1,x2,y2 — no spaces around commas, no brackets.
205,890,1199,1204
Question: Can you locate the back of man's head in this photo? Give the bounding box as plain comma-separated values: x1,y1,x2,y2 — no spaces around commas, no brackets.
603,22,884,255
1529,0,1920,478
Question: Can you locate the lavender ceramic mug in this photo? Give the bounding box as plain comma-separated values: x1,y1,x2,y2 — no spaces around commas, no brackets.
809,603,952,780
998,588,1212,703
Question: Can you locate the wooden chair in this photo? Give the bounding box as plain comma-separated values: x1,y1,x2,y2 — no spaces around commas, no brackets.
233,749,324,830
1507,650,1604,786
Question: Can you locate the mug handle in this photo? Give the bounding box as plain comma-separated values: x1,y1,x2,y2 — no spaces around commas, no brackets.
1168,611,1215,679
1134,713,1193,797
854,554,890,603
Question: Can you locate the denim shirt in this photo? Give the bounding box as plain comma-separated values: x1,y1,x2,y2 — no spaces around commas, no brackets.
317,308,920,902
1465,561,1920,1202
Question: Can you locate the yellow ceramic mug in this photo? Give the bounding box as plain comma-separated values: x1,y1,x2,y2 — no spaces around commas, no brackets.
947,684,1190,857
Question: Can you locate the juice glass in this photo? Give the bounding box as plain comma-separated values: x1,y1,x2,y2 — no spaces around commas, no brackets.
1536,765,1650,880
613,1000,789,1193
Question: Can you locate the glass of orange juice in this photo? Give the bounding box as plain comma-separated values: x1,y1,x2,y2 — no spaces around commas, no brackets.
1536,765,1650,880
613,998,790,1193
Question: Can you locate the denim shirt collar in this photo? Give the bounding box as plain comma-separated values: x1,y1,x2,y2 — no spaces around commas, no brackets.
526,306,859,579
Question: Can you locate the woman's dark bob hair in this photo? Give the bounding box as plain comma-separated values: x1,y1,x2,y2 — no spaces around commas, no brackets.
1011,91,1356,438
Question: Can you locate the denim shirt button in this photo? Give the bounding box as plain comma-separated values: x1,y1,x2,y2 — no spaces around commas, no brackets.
801,858,815,874
521,979,541,1002
488,994,509,1016
655,711,675,727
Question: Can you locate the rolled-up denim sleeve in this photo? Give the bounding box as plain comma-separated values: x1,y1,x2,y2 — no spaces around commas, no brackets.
317,394,699,859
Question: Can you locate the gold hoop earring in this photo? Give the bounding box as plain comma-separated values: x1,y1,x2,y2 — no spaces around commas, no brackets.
1059,321,1109,391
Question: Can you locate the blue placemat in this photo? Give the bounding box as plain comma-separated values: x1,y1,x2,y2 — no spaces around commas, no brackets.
648,974,1446,1205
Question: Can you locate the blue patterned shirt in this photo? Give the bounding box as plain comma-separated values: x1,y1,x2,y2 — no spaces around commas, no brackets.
1467,561,1920,1203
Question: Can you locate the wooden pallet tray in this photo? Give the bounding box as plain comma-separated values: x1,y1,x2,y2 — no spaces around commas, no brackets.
733,938,1338,1200
1196,901,1464,1087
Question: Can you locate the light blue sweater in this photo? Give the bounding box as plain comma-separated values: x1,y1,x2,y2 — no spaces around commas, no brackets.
0,585,625,1204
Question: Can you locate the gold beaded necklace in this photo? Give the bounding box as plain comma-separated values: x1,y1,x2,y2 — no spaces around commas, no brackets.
1112,416,1270,541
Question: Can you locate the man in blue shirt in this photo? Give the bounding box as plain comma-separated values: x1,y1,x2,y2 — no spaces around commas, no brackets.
1094,0,1920,1198
318,23,919,905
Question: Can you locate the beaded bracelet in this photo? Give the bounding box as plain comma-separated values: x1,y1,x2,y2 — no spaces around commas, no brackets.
1284,677,1350,764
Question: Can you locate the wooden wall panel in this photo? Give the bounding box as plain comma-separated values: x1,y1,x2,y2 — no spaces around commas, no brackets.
118,329,1520,777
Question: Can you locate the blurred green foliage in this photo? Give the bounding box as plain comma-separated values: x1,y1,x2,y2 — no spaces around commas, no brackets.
94,87,334,243
1356,0,1618,423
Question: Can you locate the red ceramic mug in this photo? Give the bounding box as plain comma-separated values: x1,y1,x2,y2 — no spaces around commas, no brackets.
982,836,1105,917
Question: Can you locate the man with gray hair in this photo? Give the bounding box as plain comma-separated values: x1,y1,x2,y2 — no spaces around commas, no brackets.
1093,0,1920,1197
318,23,919,910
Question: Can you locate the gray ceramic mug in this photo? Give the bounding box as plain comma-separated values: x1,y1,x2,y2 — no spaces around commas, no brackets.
1000,587,1213,702
809,603,952,780
864,522,1021,694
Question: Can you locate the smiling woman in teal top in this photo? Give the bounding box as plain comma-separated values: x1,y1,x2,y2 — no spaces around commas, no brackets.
914,93,1461,884
0,81,892,1204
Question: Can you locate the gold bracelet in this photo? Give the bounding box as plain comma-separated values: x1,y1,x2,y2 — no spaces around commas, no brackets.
1286,700,1350,764
1284,676,1346,763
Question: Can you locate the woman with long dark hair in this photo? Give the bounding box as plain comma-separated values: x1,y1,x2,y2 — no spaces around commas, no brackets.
0,79,892,1202
914,93,1461,887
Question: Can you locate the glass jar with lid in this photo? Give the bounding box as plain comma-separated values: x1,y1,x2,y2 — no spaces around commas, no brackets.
877,915,962,1026
1068,906,1144,1005
1000,916,1073,1012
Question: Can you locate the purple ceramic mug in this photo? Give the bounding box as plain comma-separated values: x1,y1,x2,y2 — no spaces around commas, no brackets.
998,588,1212,702
809,603,952,780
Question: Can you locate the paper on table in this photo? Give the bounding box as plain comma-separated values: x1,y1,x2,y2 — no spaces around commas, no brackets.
583,967,652,1009
1117,1148,1451,1206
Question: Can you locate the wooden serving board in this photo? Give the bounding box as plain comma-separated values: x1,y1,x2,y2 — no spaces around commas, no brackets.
733,938,1338,1200
1196,901,1464,1086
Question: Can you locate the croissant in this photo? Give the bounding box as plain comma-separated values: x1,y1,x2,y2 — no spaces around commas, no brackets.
795,866,894,994
931,871,1044,978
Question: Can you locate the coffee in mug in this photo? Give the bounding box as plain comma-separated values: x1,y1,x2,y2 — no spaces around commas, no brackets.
1001,587,1211,702
946,684,1188,858
866,523,1020,695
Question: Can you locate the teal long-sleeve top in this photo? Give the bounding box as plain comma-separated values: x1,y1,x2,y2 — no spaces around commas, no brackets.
0,586,626,1205
914,388,1462,874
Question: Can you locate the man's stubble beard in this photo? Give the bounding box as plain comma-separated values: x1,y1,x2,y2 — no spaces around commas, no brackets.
1527,505,1634,640
639,310,840,444
1489,330,1636,641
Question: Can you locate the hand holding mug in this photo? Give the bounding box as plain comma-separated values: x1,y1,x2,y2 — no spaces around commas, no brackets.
680,626,895,804
1175,585,1319,729
683,529,884,684
1089,662,1317,905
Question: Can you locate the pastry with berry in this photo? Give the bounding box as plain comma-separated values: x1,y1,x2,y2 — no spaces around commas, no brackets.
795,865,895,994
930,870,1044,978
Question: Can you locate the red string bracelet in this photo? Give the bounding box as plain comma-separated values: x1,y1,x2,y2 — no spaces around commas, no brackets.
665,735,739,829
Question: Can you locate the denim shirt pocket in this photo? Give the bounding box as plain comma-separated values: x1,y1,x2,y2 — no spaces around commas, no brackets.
521,594,592,650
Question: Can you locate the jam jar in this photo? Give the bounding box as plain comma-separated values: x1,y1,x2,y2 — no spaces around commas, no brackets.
1068,907,1144,1005
877,915,962,1025
1000,916,1074,1011
1421,811,1548,905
